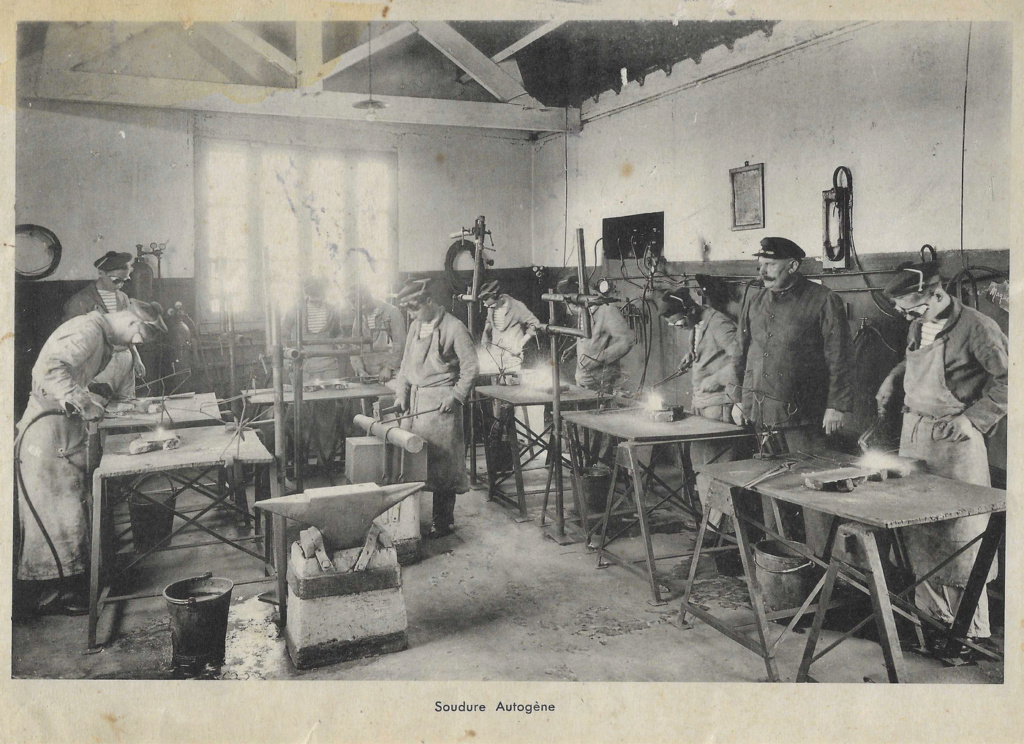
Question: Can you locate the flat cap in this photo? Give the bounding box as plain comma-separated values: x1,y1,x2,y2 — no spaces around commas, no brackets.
478,280,501,302
395,277,433,307
694,273,730,307
95,251,134,272
754,237,805,260
883,261,943,299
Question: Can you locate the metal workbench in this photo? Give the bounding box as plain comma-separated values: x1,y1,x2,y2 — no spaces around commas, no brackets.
683,453,1006,682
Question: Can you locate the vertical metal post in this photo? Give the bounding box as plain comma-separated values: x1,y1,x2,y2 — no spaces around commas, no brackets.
549,291,565,538
293,290,304,492
269,289,288,625
227,305,239,421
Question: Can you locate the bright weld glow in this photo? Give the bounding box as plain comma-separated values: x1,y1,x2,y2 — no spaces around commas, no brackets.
519,368,547,390
646,392,664,411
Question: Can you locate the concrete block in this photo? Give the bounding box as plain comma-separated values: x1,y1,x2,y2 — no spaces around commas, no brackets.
285,540,409,670
345,437,386,485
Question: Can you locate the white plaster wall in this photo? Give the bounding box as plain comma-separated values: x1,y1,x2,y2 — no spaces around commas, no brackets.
16,102,195,278
16,102,535,281
532,21,1011,266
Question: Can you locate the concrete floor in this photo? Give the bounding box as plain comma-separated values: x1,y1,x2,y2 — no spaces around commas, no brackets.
11,464,1003,684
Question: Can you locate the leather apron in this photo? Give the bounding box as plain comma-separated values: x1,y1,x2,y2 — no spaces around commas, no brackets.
899,336,993,587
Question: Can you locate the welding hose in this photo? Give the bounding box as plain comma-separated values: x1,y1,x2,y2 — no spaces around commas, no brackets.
13,409,75,585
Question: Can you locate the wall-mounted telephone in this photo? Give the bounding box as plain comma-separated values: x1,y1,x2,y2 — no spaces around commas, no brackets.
822,166,853,272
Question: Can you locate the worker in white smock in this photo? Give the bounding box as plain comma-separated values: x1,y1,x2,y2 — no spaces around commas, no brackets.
63,250,147,399
393,278,479,538
875,261,1007,648
479,280,542,377
350,293,408,384
556,275,634,395
660,278,743,527
14,301,167,617
282,277,352,470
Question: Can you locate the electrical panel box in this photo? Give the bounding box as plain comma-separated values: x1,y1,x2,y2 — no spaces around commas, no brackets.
602,212,664,261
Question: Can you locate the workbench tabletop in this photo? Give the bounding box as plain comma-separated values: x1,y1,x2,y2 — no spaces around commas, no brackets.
243,382,392,405
99,392,224,431
96,424,273,477
697,455,1006,528
561,408,747,442
475,383,603,406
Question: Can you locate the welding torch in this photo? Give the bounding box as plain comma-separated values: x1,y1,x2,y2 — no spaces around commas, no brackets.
377,405,444,423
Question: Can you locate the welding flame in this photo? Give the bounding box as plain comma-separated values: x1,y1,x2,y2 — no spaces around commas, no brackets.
645,392,664,411
519,367,549,390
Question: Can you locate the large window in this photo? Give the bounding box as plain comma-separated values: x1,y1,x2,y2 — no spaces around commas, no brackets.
195,137,398,326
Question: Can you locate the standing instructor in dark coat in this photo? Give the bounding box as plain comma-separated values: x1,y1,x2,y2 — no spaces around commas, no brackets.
732,237,856,550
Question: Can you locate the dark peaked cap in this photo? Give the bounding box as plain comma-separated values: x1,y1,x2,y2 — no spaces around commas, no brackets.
883,260,943,299
754,237,805,260
95,251,134,271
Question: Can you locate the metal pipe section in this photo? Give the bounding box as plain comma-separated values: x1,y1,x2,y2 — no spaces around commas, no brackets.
268,288,288,624
353,414,426,453
227,306,239,420
540,324,587,339
540,292,611,306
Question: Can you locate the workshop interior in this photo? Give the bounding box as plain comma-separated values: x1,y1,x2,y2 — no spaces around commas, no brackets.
11,19,1010,685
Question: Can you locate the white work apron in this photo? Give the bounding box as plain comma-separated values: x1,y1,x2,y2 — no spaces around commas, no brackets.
899,337,993,587
15,395,90,581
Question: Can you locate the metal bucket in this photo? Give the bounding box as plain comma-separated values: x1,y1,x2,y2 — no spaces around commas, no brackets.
752,540,813,614
128,493,177,554
580,465,612,515
163,573,234,676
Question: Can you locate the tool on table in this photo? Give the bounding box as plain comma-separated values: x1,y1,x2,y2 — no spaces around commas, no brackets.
128,430,181,455
742,460,797,489
298,527,334,572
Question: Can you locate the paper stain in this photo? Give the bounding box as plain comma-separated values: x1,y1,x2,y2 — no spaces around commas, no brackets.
382,5,390,18
436,153,446,165
620,162,633,178
101,713,124,741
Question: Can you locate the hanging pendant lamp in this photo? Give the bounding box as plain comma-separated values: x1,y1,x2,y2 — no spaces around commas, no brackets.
353,23,387,120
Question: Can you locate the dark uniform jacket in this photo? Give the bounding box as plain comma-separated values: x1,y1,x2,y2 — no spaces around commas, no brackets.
62,282,130,323
736,274,855,426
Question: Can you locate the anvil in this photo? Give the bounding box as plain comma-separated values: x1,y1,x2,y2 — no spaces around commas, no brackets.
255,482,425,551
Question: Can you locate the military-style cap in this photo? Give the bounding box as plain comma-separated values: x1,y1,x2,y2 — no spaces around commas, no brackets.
395,277,433,307
128,299,168,334
478,280,501,303
95,251,134,272
883,261,943,299
659,288,699,323
754,237,805,260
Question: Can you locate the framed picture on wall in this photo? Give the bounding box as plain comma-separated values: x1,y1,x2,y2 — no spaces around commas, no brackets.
730,162,765,231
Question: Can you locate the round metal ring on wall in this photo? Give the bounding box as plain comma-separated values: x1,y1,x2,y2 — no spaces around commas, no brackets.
15,223,63,280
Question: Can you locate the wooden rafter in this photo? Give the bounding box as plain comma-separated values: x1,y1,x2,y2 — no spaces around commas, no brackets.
295,22,324,90
457,20,564,85
412,21,542,106
30,69,580,133
317,23,417,85
219,23,298,77
42,22,162,73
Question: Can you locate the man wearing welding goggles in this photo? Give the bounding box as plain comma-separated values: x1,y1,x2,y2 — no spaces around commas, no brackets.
875,260,1007,646
661,276,744,526
393,277,479,538
479,279,542,376
15,301,167,617
62,250,149,397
